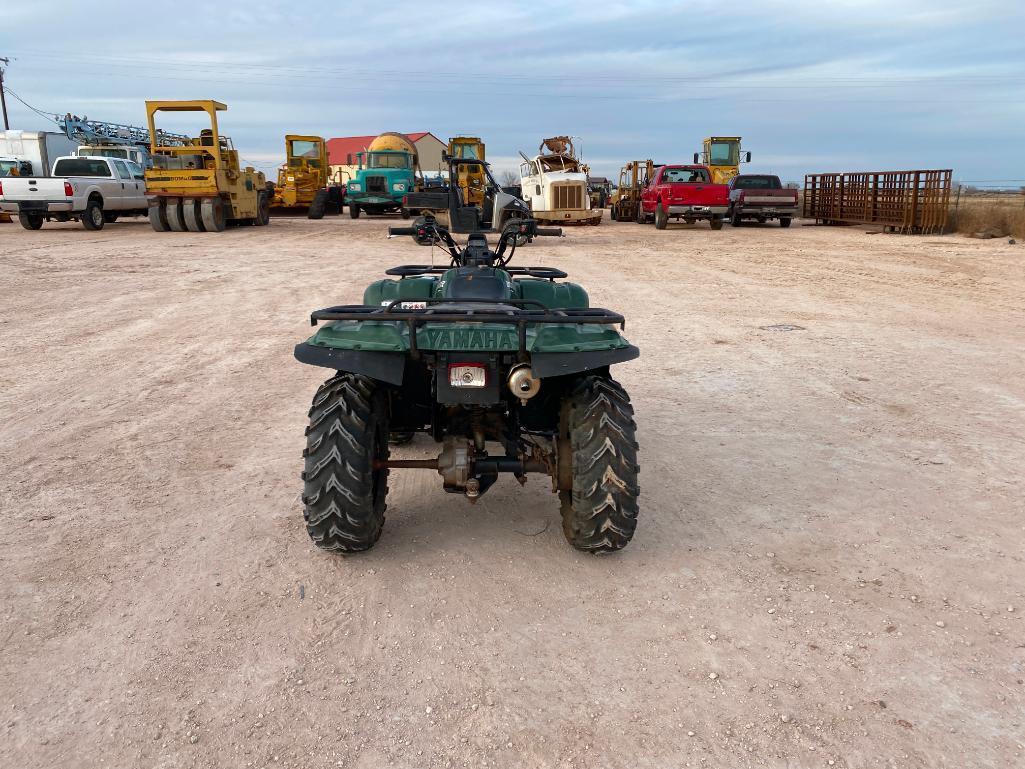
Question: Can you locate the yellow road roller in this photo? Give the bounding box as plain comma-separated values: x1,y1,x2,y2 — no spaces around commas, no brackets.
144,100,269,232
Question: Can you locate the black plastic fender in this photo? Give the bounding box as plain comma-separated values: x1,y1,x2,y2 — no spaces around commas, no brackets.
294,344,405,385
531,345,640,378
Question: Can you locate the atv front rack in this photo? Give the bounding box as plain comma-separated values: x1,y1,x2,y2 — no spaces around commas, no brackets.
309,299,625,360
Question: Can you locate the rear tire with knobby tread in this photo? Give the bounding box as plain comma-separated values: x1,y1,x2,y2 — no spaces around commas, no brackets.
559,375,640,553
301,374,390,553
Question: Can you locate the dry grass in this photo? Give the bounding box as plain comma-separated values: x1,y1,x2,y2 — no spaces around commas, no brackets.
949,194,1025,238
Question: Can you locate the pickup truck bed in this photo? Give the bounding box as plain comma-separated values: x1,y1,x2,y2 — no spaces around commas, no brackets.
0,155,149,230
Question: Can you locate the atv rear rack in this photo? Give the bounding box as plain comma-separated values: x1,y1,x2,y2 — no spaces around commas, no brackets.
385,265,568,280
310,299,626,360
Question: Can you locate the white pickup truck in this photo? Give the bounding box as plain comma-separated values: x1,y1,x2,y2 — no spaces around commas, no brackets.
0,155,148,230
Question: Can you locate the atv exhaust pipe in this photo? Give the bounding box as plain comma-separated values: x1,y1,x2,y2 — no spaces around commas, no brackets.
507,365,541,402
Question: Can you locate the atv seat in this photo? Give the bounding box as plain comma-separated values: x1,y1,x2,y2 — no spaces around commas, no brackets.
442,267,509,301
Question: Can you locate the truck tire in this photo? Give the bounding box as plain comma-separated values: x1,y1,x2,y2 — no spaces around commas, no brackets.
81,198,105,231
779,217,792,228
18,212,44,230
166,198,187,232
103,212,119,224
349,204,361,219
634,204,646,225
730,208,743,227
302,373,390,552
559,375,639,553
326,186,344,215
149,200,170,232
308,189,328,220
654,202,668,230
709,216,724,231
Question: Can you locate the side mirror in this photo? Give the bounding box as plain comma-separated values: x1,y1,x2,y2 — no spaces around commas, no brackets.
744,152,752,163
693,152,700,164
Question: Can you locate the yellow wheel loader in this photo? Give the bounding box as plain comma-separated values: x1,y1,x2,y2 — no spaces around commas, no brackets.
144,100,269,232
447,136,487,207
269,135,344,219
693,136,751,185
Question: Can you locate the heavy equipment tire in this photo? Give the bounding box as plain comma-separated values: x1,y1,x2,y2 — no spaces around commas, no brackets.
148,200,170,232
302,374,390,552
609,204,617,221
779,217,792,228
82,198,105,231
103,212,119,224
634,204,646,224
654,202,668,230
730,208,743,227
709,216,724,231
559,375,639,553
349,204,361,219
256,191,271,226
166,198,187,232
326,186,344,215
18,212,44,230
308,189,328,220
183,198,206,232
200,197,226,232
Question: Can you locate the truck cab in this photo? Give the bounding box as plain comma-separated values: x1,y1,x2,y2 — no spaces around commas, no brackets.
347,149,416,217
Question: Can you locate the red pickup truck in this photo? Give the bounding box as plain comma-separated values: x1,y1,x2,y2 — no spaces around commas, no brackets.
638,164,729,230
727,174,798,227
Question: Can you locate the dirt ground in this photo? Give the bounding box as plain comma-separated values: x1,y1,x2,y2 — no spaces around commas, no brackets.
1,214,1023,769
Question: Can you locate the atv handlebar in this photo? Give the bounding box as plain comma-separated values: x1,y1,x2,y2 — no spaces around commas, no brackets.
534,228,563,237
388,226,418,236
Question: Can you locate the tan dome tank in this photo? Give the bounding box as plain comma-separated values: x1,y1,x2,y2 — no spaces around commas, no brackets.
367,132,418,166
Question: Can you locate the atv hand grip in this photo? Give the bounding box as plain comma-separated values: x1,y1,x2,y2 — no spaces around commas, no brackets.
388,227,418,236
534,228,563,237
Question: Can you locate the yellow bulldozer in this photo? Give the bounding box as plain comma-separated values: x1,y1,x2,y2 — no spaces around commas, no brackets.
144,100,269,232
270,135,344,219
694,136,751,185
446,136,486,206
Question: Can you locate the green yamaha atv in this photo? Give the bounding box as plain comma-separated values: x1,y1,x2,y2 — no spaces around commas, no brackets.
294,219,640,553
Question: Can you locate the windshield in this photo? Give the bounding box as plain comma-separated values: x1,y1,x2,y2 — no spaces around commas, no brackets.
1,160,19,176
78,147,130,160
663,167,710,184
452,143,481,159
289,139,321,167
367,152,410,169
53,158,111,177
709,140,740,166
733,175,780,189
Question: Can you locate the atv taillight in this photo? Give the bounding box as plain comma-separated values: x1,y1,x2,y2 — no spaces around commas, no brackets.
64,181,73,196
0,181,3,195
449,363,487,388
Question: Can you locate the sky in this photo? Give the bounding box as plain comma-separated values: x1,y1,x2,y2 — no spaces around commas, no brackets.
2,0,1023,187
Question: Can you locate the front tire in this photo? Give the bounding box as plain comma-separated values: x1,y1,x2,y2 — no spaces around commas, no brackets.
559,375,640,553
302,374,390,552
308,189,328,220
349,204,361,219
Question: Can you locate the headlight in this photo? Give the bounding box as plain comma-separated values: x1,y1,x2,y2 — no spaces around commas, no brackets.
393,183,405,192
348,183,361,191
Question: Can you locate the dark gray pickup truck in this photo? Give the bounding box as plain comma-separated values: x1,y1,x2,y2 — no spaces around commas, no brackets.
727,174,799,227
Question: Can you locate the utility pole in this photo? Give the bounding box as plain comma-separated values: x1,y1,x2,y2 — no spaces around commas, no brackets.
0,57,9,130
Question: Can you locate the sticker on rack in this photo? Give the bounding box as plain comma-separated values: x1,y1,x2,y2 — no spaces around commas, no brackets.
381,301,427,310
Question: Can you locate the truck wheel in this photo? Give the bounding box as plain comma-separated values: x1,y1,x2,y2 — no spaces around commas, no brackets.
559,375,640,553
201,197,227,232
166,198,187,232
18,212,44,230
149,200,170,232
183,198,206,232
401,208,411,220
308,189,328,220
302,373,390,552
256,191,271,225
349,204,361,219
730,209,743,227
779,217,792,228
103,212,119,224
654,202,668,230
709,216,724,231
634,204,646,225
81,199,105,231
